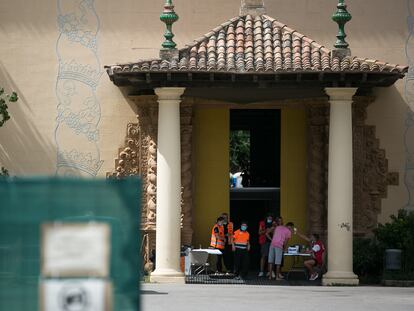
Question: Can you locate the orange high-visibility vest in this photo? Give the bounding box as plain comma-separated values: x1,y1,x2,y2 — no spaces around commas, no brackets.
233,229,250,249
210,224,225,250
226,222,234,245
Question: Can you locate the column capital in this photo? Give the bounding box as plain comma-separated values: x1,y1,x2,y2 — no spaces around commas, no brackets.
325,87,358,101
155,87,185,100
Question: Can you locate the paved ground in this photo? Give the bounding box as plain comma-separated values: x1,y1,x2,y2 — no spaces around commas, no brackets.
142,284,414,311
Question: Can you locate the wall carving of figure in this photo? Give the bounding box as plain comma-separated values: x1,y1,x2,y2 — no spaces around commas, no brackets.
55,0,103,176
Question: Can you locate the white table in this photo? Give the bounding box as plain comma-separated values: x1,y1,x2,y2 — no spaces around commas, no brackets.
192,248,222,255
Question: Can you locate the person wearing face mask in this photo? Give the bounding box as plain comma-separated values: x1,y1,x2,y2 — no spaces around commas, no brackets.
268,221,294,280
258,213,274,277
296,231,325,281
210,217,226,273
221,212,234,273
232,221,250,280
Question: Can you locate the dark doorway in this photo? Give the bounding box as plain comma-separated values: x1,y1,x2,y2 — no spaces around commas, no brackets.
230,109,280,187
229,109,281,270
230,188,280,269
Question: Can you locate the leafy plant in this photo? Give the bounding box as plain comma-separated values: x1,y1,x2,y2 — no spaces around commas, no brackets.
230,130,250,173
0,167,9,177
375,210,414,275
0,87,18,127
374,210,414,249
0,87,19,177
353,238,383,284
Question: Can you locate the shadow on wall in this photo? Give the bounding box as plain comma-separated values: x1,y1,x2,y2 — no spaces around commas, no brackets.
0,62,56,175
119,87,141,113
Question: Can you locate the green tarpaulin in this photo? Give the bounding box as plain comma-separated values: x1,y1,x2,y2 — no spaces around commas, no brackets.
0,177,141,311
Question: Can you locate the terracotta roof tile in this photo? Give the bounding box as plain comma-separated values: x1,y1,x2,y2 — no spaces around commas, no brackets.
106,15,408,75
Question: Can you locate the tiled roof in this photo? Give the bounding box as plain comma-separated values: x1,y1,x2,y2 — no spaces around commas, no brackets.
106,15,408,75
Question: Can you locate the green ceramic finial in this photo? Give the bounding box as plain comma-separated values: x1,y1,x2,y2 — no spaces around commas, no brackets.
332,0,352,49
160,0,179,49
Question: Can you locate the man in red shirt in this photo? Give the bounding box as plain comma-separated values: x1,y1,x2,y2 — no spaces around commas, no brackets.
258,213,274,277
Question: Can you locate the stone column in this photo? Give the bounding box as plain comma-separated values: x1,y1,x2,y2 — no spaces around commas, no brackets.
151,87,185,283
322,87,359,286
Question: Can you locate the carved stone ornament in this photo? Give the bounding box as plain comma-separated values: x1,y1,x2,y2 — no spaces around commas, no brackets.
107,95,194,259
307,96,399,238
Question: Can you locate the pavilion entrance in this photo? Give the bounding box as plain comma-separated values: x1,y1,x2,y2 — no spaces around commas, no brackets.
229,109,281,269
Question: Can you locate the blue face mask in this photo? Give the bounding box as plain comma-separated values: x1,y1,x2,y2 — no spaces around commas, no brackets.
241,225,247,231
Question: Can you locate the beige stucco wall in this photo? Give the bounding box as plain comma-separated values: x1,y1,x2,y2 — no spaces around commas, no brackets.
0,0,411,222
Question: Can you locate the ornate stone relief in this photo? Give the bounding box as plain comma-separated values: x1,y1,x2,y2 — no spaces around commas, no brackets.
352,97,399,236
107,95,194,258
307,96,399,238
307,101,329,239
180,99,194,246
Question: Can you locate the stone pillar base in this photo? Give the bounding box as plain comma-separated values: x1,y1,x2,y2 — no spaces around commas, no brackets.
150,269,185,284
322,271,359,286
150,275,185,284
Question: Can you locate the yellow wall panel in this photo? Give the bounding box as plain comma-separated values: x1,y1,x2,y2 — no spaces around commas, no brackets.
281,108,308,247
193,107,230,248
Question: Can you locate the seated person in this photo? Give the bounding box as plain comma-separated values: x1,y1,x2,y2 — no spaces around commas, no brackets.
296,232,325,281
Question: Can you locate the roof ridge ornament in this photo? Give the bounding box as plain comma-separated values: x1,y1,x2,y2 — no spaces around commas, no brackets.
332,0,352,58
160,0,179,61
240,0,266,16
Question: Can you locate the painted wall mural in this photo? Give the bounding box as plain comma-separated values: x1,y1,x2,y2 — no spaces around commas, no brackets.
404,0,414,211
55,0,103,176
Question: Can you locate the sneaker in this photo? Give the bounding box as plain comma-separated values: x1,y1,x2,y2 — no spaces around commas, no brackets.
309,273,319,281
258,272,264,277
272,271,276,279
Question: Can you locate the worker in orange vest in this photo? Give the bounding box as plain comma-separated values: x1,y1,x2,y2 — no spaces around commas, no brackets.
210,216,225,273
221,212,234,273
232,221,250,279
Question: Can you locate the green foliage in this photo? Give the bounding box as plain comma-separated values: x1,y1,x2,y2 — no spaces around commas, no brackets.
375,210,414,249
0,87,19,127
0,167,9,177
229,130,250,172
375,209,414,275
353,238,383,282
353,210,414,283
1,87,19,177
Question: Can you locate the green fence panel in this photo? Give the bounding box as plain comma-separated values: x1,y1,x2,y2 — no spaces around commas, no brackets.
0,177,141,311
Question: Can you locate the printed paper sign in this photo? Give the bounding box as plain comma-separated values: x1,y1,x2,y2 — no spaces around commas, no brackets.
41,223,110,277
